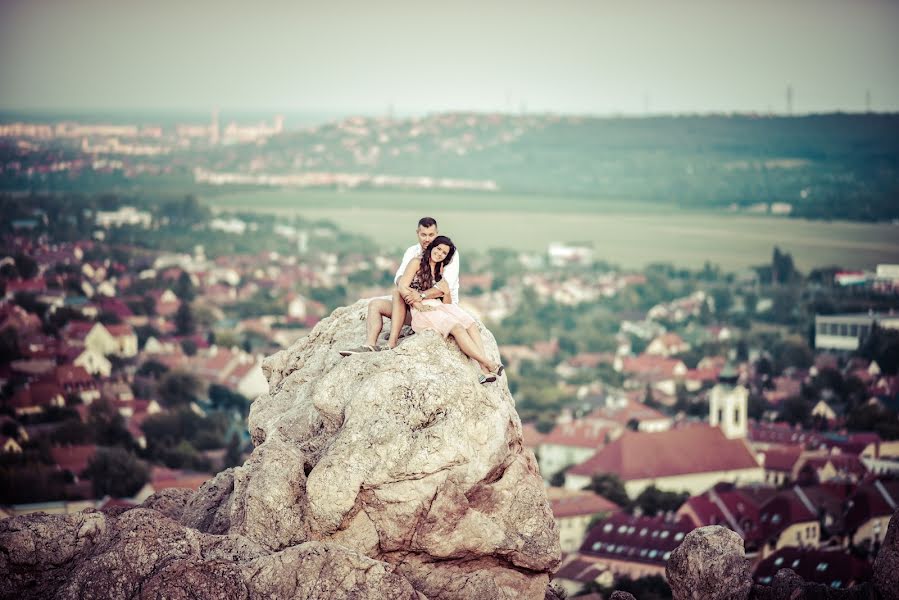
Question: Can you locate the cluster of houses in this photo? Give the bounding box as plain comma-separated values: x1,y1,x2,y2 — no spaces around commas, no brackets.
523,367,899,596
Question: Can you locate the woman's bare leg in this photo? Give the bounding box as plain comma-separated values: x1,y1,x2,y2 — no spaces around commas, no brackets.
466,324,492,374
449,325,497,373
386,289,408,348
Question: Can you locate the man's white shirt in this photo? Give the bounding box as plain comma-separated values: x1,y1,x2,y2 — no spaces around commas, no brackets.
394,244,460,304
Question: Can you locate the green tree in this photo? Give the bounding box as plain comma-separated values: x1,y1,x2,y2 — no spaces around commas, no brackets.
584,473,629,507
175,302,196,336
631,485,689,516
88,399,134,448
157,371,204,407
13,254,38,279
175,271,196,302
84,447,149,498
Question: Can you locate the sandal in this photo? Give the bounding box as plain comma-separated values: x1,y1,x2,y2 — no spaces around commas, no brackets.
478,373,497,385
338,344,383,356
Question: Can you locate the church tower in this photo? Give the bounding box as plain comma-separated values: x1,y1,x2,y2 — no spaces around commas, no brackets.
708,363,748,439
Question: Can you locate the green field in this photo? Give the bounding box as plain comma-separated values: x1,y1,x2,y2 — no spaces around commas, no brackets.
201,189,899,271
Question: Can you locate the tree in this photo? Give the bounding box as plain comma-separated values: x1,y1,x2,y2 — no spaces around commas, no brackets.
175,302,196,336
157,371,204,407
13,254,38,279
137,359,169,379
175,271,196,302
780,396,812,427
84,447,149,498
631,485,689,516
0,327,21,363
88,398,134,448
585,473,629,507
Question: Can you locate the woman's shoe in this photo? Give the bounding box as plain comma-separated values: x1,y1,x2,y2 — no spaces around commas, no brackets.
496,364,505,377
479,373,497,385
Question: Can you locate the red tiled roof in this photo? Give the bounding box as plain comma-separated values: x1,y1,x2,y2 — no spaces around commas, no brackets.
105,323,135,337
50,444,97,476
584,397,669,427
547,488,620,519
567,352,615,369
541,420,613,449
580,512,694,566
553,554,609,583
844,479,899,532
568,425,759,481
760,446,803,472
520,423,545,449
753,548,872,589
619,354,685,378
53,365,93,386
150,466,212,491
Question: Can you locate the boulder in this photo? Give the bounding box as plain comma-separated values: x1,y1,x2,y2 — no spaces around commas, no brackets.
666,525,752,600
140,487,195,521
0,300,560,600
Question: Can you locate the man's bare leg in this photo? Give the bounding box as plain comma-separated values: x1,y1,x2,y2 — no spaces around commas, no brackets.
387,289,409,348
365,298,392,346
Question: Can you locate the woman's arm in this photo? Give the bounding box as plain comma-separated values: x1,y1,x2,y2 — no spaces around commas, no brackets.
437,280,452,304
397,260,428,310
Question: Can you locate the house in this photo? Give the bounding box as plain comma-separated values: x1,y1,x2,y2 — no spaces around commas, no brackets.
62,321,119,357
646,333,690,357
104,323,138,357
132,467,212,502
844,478,899,549
49,444,97,481
579,512,695,578
52,365,100,403
551,553,612,597
758,446,803,486
678,483,842,557
520,423,545,453
753,548,872,589
583,394,672,434
0,435,23,453
537,420,612,481
564,424,763,497
498,345,540,372
547,487,620,552
8,382,66,415
70,347,112,378
794,453,868,484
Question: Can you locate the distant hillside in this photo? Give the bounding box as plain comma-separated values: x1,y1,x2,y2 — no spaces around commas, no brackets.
3,112,898,221
241,113,899,221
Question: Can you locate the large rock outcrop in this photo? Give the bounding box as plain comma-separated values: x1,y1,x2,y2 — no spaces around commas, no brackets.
0,300,561,600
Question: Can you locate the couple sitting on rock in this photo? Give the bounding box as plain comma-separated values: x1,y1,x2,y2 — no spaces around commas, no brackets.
340,216,504,384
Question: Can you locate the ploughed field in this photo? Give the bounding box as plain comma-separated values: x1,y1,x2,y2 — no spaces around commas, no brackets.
202,188,899,271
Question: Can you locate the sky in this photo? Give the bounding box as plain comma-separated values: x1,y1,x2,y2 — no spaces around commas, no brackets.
1,0,898,116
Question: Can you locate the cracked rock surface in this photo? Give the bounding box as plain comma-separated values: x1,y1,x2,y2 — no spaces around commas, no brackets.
0,300,560,600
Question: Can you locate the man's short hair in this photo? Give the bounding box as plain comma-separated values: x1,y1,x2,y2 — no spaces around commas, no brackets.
418,217,437,229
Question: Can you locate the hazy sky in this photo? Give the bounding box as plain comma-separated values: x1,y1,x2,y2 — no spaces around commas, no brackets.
1,0,898,115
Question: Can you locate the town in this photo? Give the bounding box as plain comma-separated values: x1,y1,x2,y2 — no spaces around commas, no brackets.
1,192,898,599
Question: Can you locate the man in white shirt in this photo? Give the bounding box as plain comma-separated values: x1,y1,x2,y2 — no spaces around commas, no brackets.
340,217,460,355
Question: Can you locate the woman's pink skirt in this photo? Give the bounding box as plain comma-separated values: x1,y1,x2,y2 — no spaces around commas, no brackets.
411,301,475,338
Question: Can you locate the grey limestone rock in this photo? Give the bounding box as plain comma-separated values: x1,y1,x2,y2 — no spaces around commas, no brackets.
666,525,752,600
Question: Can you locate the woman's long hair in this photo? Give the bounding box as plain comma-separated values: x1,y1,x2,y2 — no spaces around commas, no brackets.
415,235,456,291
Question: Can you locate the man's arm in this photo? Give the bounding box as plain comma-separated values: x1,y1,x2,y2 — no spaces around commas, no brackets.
394,246,418,285
443,251,460,304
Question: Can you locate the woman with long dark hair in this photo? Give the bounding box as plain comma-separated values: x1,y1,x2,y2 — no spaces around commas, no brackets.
391,236,503,384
